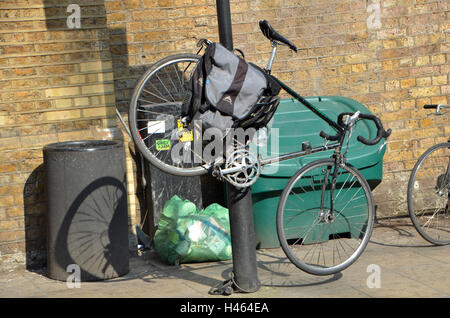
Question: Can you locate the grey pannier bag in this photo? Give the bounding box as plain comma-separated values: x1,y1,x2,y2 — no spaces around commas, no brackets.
181,42,281,135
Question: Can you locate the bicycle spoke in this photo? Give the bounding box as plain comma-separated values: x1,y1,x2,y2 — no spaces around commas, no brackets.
142,88,171,103
155,73,176,102
278,160,374,275
408,142,450,244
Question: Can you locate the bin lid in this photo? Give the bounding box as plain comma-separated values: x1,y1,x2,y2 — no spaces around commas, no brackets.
43,140,122,152
255,96,386,177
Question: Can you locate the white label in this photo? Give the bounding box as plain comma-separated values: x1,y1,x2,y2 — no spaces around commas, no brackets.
147,120,165,134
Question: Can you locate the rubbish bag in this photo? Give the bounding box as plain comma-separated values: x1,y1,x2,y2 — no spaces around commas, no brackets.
153,195,232,265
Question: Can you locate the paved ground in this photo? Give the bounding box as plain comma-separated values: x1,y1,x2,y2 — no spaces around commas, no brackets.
0,218,449,299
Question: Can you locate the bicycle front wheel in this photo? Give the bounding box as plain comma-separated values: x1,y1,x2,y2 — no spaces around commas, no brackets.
407,142,450,245
128,54,210,177
277,159,375,275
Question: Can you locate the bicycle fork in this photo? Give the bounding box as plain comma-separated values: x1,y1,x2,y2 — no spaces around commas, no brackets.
319,149,345,223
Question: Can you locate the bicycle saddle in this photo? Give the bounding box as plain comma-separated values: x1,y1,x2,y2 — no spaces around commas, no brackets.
259,20,298,52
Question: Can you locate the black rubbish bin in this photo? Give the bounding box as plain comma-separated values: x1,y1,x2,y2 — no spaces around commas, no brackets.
44,140,129,281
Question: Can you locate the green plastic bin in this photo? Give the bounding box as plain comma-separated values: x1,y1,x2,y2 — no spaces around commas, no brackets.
251,96,387,248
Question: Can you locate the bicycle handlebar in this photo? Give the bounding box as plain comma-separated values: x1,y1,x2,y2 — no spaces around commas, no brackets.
424,104,438,109
356,113,392,145
319,130,340,141
320,112,391,146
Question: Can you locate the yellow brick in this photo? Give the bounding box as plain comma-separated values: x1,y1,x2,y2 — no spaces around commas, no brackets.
431,54,446,65
80,61,112,73
409,86,440,98
400,99,415,109
432,75,447,85
20,133,58,147
0,114,7,126
0,196,14,208
344,53,374,64
46,109,81,121
445,126,450,135
54,98,73,108
351,63,367,73
339,64,352,74
404,119,419,129
383,39,398,49
370,82,385,93
81,84,115,95
431,95,447,105
415,56,430,66
89,96,101,105
401,78,415,88
416,77,431,86
399,57,413,67
420,117,434,128
98,72,114,82
87,74,98,82
82,107,108,118
185,6,216,17
0,137,20,150
380,110,411,122
58,130,92,142
124,0,140,9
386,80,400,91
413,127,442,138
104,94,116,104
382,60,399,71
74,97,89,107
45,86,80,98
69,75,86,84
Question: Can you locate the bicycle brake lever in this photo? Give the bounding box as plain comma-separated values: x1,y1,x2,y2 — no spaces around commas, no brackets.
344,111,360,126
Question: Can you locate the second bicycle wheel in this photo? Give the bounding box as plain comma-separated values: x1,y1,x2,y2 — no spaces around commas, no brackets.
277,159,375,275
408,142,450,245
129,54,210,176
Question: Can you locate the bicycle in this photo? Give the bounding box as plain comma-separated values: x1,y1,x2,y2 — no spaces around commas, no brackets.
407,104,449,245
128,20,391,275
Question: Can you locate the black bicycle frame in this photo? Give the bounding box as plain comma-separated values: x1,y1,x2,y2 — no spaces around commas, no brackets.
273,76,344,133
258,76,345,167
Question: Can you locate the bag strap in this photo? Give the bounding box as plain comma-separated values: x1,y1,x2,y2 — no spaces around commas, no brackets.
215,57,249,116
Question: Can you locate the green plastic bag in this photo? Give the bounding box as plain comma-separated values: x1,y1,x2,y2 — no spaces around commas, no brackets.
153,195,232,265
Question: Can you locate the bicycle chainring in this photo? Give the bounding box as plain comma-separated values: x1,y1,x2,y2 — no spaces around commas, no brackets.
222,149,261,188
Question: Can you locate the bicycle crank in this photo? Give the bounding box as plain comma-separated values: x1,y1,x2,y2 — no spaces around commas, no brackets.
219,149,261,188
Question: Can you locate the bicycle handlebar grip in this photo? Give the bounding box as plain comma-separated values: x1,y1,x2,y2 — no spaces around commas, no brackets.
356,113,390,145
320,130,340,141
423,104,438,109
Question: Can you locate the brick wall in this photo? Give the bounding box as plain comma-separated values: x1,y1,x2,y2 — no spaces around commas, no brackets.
0,0,126,269
0,0,448,270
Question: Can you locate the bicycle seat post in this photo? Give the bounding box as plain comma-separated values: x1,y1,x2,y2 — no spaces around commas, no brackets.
265,41,278,73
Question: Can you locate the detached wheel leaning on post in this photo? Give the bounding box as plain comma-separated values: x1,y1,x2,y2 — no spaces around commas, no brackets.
276,159,375,276
407,142,450,245
128,54,209,177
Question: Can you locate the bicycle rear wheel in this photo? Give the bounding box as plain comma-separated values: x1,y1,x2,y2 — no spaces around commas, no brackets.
128,54,210,176
407,142,450,245
276,159,375,275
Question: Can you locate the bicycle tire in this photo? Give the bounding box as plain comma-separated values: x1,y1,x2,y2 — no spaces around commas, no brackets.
276,158,375,275
407,142,450,245
128,53,210,177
